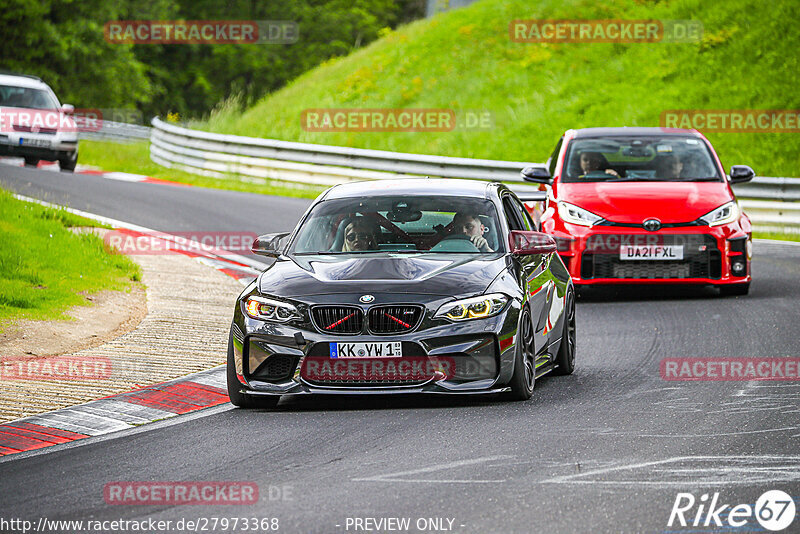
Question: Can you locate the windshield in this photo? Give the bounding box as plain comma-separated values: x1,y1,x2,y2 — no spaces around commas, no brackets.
0,85,60,110
291,196,504,255
562,136,723,182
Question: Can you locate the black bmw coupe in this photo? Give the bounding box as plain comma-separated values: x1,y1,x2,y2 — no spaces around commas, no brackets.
227,179,575,407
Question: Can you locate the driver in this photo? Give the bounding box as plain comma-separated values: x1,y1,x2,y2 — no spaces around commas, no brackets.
342,218,379,251
452,212,494,252
657,154,684,178
578,151,619,177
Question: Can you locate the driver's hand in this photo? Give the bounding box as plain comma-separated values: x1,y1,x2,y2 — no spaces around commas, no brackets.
605,169,619,176
470,234,492,252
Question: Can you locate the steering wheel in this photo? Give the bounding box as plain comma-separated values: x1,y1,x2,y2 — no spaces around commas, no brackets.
431,233,480,252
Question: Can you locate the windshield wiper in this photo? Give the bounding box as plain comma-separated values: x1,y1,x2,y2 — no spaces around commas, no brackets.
604,176,659,182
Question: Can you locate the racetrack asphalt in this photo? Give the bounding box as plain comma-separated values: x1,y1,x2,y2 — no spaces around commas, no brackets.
1,164,798,533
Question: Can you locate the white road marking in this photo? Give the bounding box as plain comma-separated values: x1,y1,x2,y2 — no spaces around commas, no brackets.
542,455,800,486
352,455,513,483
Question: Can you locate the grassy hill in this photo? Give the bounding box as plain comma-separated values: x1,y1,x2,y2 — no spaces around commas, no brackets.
200,0,799,177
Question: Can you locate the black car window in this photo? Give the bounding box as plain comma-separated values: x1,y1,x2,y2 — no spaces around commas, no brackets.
510,196,535,231
502,196,525,231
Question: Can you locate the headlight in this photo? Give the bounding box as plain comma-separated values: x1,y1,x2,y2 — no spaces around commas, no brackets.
244,295,301,323
434,293,508,322
557,201,604,227
699,201,739,227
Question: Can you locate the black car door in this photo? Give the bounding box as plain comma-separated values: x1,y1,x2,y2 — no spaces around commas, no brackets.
502,194,554,358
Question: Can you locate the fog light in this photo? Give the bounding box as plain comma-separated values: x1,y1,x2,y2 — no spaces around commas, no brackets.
731,259,746,276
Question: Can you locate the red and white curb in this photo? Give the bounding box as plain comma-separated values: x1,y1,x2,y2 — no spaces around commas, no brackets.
0,366,227,457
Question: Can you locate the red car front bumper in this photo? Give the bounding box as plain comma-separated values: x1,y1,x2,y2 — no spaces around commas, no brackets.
542,217,752,287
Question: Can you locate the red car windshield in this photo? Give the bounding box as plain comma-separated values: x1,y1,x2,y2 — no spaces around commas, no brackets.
562,136,723,183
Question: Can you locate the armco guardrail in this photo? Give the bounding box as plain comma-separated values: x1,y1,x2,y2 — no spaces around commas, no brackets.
149,117,535,186
80,120,151,142
149,117,799,230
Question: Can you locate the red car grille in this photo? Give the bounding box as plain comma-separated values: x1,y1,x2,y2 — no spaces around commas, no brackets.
581,235,721,279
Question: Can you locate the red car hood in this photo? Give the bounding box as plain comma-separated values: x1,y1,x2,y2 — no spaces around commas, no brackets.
557,181,733,224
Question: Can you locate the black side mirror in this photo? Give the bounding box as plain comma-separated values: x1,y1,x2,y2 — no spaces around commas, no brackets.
729,165,755,184
520,166,552,185
251,232,290,257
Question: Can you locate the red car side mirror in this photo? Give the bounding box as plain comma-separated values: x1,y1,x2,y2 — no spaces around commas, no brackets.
509,231,557,255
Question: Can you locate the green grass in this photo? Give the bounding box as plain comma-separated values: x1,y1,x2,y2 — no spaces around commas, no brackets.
0,189,141,325
753,230,800,242
79,140,325,199
198,0,799,178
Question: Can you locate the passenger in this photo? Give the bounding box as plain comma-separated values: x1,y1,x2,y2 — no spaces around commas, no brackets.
342,218,379,251
657,155,684,178
452,212,494,252
578,151,619,177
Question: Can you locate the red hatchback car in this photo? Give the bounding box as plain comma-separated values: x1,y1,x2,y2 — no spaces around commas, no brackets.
521,127,754,295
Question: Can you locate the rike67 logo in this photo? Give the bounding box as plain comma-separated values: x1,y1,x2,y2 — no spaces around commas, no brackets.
668,490,796,531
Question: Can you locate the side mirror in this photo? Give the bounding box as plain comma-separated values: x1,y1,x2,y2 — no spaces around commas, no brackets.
61,104,75,115
509,231,557,255
251,232,290,258
520,166,552,185
729,165,755,184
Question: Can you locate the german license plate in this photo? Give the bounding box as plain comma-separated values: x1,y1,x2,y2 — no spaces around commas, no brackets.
19,137,51,148
330,342,402,359
620,245,683,260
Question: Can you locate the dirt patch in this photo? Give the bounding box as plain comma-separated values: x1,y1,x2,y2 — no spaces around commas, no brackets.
0,283,147,360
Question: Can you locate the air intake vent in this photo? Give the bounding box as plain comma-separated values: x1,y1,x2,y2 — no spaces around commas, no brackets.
368,305,423,334
312,306,363,334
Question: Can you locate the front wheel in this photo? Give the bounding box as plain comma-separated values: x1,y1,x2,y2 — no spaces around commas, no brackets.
60,151,77,172
226,331,280,409
24,157,39,167
505,307,535,401
552,287,576,375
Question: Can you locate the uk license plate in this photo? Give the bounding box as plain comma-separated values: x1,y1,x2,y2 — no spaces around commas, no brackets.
620,245,684,260
330,342,402,359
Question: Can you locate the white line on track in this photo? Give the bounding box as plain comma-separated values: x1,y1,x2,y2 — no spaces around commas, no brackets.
352,455,514,484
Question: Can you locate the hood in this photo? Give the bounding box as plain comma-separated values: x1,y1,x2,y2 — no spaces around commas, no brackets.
259,254,506,298
558,181,733,224
7,108,74,133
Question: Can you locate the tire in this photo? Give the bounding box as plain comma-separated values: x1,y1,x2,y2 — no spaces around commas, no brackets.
24,157,39,167
505,306,535,401
719,283,750,297
226,331,280,409
552,287,576,375
59,151,77,172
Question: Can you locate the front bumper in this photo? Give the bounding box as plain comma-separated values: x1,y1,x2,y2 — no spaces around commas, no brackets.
0,133,78,160
544,219,752,286
230,295,520,396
